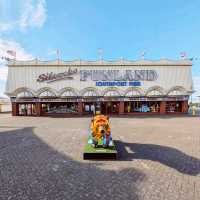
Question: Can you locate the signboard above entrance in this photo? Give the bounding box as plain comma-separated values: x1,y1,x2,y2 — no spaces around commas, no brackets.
36,68,158,83
80,69,158,81
37,68,78,83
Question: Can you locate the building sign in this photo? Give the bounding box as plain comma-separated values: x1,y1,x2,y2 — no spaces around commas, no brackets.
36,68,158,84
37,68,78,83
95,81,141,87
80,70,158,81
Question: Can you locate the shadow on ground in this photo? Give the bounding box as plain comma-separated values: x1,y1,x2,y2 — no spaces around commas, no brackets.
0,127,145,200
115,140,200,176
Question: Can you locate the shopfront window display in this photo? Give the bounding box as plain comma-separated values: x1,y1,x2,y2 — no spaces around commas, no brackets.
83,103,96,114
125,101,160,113
42,103,78,114
166,101,181,113
19,104,36,116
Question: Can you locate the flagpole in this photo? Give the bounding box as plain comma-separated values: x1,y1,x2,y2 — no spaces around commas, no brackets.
57,49,60,64
141,51,145,60
14,52,16,61
98,48,103,61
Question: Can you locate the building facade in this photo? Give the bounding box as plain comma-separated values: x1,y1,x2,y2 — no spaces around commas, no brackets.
5,59,193,116
0,98,11,113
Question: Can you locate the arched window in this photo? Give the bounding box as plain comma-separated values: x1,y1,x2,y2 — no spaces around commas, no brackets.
146,86,164,96
147,90,162,96
167,87,187,96
17,91,33,98
13,87,35,98
82,90,97,97
81,87,99,97
103,88,121,96
38,90,56,97
61,90,76,97
124,87,143,97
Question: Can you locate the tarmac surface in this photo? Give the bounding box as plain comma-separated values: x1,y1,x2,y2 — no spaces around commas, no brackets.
0,113,200,200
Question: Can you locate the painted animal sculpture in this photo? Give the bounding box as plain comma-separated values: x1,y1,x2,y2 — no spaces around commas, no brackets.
89,115,113,147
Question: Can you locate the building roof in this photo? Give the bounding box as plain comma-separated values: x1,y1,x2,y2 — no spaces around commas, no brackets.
7,58,192,67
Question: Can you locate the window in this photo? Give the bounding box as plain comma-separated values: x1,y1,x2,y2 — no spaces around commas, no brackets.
125,101,160,113
18,104,36,116
39,90,56,97
104,90,119,97
125,90,141,97
41,103,78,114
166,102,182,112
61,91,76,97
17,91,33,98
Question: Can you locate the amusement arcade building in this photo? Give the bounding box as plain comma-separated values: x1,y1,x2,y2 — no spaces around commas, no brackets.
5,59,193,116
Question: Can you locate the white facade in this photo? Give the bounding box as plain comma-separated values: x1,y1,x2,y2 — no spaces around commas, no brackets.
5,59,193,98
0,98,11,112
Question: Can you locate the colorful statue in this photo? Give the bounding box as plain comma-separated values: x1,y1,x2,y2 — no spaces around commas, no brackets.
88,115,113,148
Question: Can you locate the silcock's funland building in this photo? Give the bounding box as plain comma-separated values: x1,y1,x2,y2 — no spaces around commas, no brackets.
5,59,193,116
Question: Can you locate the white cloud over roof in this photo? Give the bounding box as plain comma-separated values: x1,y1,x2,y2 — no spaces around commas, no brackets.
0,38,34,96
0,0,47,33
19,0,47,30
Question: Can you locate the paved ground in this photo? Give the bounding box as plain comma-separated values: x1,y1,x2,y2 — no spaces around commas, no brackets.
0,114,200,200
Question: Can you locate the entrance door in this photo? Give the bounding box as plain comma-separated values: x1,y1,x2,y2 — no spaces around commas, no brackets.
101,102,119,115
101,102,106,115
110,102,119,114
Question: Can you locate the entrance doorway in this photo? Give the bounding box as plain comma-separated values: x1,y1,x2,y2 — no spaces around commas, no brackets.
101,102,119,115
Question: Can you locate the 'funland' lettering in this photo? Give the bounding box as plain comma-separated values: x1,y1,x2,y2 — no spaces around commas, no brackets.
80,70,158,81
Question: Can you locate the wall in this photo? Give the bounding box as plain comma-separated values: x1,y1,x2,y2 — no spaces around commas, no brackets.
5,60,193,97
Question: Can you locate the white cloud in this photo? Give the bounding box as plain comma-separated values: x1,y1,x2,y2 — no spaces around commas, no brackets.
0,22,14,32
19,0,47,30
0,0,47,33
0,66,8,81
0,38,33,61
0,38,34,96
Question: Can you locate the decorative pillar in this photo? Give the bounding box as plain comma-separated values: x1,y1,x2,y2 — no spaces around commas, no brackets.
160,101,166,114
35,102,42,116
78,102,83,115
181,101,188,113
12,102,18,116
119,101,124,115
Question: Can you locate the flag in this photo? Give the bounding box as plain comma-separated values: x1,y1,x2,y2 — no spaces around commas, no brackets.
56,49,60,60
141,51,145,59
189,57,198,61
6,50,16,57
1,56,10,61
180,52,187,58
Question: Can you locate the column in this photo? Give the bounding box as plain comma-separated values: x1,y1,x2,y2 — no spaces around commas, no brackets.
78,102,83,115
160,101,166,114
119,101,124,115
35,102,42,116
12,102,18,116
181,101,188,113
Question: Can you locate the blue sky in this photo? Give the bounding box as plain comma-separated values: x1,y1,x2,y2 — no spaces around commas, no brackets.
0,0,200,101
